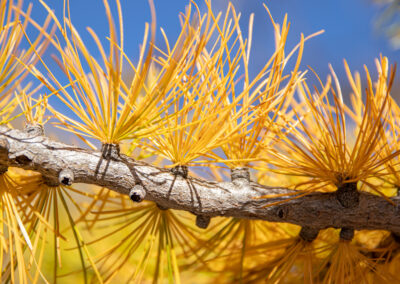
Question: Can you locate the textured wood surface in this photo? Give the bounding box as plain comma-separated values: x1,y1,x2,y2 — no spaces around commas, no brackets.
1,125,399,233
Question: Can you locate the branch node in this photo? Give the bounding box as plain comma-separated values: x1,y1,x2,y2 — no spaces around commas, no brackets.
157,203,168,210
392,232,400,243
231,167,251,189
129,184,146,203
171,165,188,178
59,169,74,186
25,123,44,137
0,165,7,175
0,138,9,173
340,227,354,241
196,215,211,229
43,176,60,187
299,226,319,242
101,143,120,160
276,206,288,219
231,167,250,182
336,182,359,208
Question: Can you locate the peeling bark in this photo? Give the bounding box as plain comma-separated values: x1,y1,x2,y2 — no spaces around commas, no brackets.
0,125,399,233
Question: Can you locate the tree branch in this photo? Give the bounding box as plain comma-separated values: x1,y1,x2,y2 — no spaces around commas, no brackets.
0,125,399,233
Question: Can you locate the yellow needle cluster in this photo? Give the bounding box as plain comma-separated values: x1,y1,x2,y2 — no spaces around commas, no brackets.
2,0,400,283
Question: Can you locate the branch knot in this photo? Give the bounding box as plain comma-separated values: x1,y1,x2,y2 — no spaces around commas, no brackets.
299,226,319,242
340,227,354,241
231,167,250,182
336,182,359,208
129,184,146,202
0,138,9,174
196,215,211,229
59,169,74,186
101,143,120,160
25,123,44,137
171,165,188,178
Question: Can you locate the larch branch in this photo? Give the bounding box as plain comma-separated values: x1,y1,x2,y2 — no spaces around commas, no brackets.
0,125,399,233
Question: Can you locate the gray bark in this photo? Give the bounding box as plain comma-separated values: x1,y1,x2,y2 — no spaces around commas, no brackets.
0,125,399,233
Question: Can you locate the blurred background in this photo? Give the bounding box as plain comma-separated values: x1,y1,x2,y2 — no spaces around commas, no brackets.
9,1,400,281
25,0,400,102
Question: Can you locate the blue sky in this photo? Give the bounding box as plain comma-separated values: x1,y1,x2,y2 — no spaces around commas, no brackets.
27,0,399,97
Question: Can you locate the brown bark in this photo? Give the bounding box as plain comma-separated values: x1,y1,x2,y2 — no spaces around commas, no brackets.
0,125,399,233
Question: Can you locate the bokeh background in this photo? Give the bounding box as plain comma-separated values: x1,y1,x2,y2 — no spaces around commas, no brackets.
25,0,400,102
7,1,400,282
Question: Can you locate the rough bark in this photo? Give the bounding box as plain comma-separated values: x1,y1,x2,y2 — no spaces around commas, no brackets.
0,125,399,233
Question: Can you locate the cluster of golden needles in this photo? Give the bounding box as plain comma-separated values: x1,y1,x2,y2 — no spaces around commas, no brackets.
1,0,400,283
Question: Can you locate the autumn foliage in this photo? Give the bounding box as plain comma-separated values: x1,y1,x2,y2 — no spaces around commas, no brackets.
0,0,400,283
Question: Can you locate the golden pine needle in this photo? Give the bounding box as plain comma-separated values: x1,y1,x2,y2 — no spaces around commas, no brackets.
318,239,394,284
3,0,400,283
14,171,102,283
0,170,38,284
0,0,51,124
262,57,399,201
20,0,188,145
86,202,201,283
190,218,290,282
